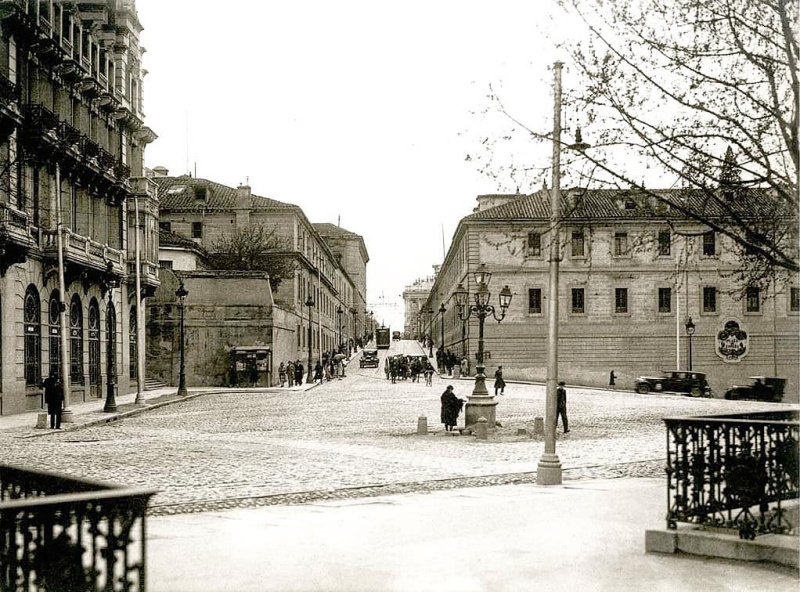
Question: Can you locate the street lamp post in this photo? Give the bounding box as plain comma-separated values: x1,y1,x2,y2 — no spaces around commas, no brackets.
454,266,512,428
306,296,315,383
103,278,119,413
685,317,695,371
351,307,357,353
425,307,434,357
176,280,189,396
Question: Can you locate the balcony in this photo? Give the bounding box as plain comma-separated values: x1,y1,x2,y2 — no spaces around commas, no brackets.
0,203,35,275
130,176,157,198
41,229,126,278
0,463,155,592
0,73,22,134
127,260,160,294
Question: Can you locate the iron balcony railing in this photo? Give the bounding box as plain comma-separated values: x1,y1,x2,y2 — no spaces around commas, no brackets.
0,464,155,592
0,73,19,104
663,410,799,540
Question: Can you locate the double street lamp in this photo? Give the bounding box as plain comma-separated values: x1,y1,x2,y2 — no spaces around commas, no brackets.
453,264,512,428
306,296,315,383
438,302,447,357
103,274,120,413
176,280,189,397
685,317,696,371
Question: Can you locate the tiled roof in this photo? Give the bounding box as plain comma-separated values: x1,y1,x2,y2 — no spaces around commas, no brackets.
155,176,295,212
159,229,208,256
312,222,363,239
465,188,786,222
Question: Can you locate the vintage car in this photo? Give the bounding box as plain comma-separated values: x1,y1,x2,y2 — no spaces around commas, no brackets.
392,331,402,341
635,371,712,397
724,377,786,402
359,349,380,368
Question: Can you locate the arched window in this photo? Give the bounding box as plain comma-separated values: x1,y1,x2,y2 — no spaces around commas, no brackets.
106,301,116,380
24,285,41,386
48,290,61,378
88,299,101,388
129,305,137,380
70,294,83,385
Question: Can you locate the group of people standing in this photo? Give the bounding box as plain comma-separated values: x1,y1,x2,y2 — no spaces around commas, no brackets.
435,349,470,378
384,355,434,385
278,350,350,387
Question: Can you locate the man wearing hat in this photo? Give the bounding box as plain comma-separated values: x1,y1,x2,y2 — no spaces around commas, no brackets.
556,381,569,433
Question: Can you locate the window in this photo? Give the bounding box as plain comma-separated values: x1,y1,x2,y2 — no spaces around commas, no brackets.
571,231,585,257
193,186,207,201
658,288,672,313
24,286,41,386
703,286,717,313
658,230,671,256
791,287,800,312
613,232,628,257
191,222,202,239
88,299,100,387
159,221,171,232
106,301,117,379
49,291,61,378
528,288,542,314
159,260,173,270
70,295,83,385
614,288,628,314
571,288,585,314
745,287,760,313
527,232,541,257
702,231,716,256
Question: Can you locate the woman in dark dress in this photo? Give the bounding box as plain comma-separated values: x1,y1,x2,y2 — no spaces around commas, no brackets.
440,385,463,431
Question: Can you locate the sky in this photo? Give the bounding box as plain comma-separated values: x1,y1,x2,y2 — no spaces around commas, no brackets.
136,0,579,330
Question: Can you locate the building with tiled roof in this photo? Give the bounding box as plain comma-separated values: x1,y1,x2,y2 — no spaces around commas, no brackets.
148,171,369,386
420,188,798,399
157,229,209,271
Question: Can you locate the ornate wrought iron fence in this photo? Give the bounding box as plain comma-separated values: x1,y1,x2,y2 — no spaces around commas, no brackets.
664,410,799,540
0,464,155,592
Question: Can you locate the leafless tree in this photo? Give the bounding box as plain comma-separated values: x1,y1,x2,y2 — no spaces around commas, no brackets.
474,0,798,287
210,224,296,291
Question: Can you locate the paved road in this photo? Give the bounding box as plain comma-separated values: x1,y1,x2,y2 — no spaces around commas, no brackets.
1,340,789,513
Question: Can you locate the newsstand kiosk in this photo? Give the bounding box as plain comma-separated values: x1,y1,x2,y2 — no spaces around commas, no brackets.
229,346,272,387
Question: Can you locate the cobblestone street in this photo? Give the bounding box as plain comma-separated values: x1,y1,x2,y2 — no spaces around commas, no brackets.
2,347,789,514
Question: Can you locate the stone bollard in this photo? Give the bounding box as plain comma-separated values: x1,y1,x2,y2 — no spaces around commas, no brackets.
533,416,545,436
475,416,488,440
417,415,428,435
36,413,48,429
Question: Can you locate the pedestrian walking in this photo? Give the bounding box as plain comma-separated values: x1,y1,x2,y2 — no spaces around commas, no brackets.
556,381,569,433
384,358,390,381
494,366,506,396
278,362,286,387
314,361,323,383
424,363,433,386
287,361,295,387
294,361,304,385
440,385,464,432
42,369,63,429
460,357,468,378
609,370,616,388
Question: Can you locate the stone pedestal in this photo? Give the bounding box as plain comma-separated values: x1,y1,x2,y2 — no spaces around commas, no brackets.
416,415,428,435
536,452,563,485
465,396,497,428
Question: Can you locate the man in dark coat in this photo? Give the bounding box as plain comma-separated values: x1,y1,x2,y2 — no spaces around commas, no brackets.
294,362,304,386
440,385,464,432
494,366,506,396
43,369,64,429
556,381,569,433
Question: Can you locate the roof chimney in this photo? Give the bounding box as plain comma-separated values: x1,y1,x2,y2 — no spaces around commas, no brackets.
235,184,252,229
152,166,169,177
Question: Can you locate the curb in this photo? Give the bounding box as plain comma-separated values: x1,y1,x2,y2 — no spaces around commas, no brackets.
20,390,217,439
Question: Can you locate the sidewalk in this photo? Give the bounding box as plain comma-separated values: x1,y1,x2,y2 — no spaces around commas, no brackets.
0,382,319,436
147,477,798,592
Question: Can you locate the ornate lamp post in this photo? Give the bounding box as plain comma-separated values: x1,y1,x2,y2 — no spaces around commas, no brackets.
306,296,315,383
103,276,119,413
350,307,357,354
685,317,695,371
176,280,189,396
453,265,512,427
336,305,344,353
425,307,434,357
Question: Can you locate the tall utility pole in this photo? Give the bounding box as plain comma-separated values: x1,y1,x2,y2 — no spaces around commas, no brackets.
55,163,72,422
134,195,146,405
537,62,564,485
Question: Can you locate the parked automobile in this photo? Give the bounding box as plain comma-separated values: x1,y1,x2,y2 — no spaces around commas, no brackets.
635,371,712,397
724,377,785,402
359,349,380,369
392,331,402,341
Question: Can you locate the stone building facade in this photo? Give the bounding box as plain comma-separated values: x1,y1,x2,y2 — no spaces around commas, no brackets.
153,174,368,385
423,190,799,399
402,274,435,339
0,0,157,414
